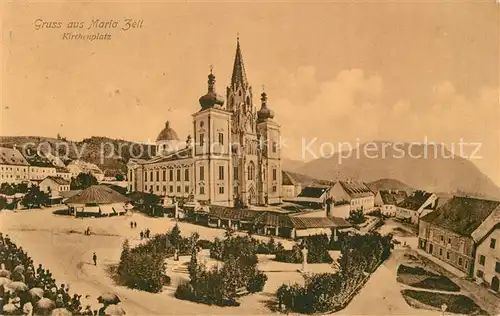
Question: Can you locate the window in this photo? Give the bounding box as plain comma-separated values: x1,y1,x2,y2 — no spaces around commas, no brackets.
272,141,277,153
199,166,204,181
446,252,450,260
200,133,205,146
218,166,224,180
144,172,147,181
185,186,189,193
495,262,500,273
439,249,443,256
273,185,277,192
156,171,159,181
440,235,444,242
163,185,166,192
247,163,254,181
144,185,148,191
200,186,205,194
150,171,153,181
156,185,159,192
162,170,166,181
185,169,189,181
169,185,173,193
448,238,451,244
477,270,484,278
219,186,224,194
458,257,463,266
479,255,486,266
177,186,181,193
234,167,238,180
490,238,496,249
177,169,181,181
218,133,224,145
169,169,173,181
272,168,277,181
465,260,468,269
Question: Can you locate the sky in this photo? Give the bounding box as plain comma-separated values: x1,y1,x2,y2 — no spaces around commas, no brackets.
1,0,499,185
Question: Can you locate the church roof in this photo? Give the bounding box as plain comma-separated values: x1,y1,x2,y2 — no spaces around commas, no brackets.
231,38,248,89
156,121,180,142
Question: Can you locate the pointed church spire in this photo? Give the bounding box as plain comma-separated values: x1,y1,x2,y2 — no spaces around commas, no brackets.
231,36,248,89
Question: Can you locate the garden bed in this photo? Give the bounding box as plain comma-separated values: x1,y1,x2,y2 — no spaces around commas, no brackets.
397,264,460,292
401,289,488,315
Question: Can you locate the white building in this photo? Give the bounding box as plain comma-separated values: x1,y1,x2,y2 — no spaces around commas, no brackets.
67,160,105,181
396,190,438,225
127,39,282,207
374,190,408,216
281,171,303,198
330,180,375,213
0,147,30,184
40,176,70,197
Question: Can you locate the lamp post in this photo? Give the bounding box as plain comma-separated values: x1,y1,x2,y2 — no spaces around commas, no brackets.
441,303,447,316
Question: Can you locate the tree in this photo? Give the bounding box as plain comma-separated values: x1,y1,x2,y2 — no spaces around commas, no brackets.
70,173,98,190
21,186,49,209
348,209,365,225
115,174,124,181
0,183,16,196
169,224,182,249
0,197,7,210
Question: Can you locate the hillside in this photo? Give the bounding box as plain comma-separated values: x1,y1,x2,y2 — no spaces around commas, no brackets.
284,170,334,187
0,136,154,176
296,141,500,199
367,178,414,193
282,158,307,172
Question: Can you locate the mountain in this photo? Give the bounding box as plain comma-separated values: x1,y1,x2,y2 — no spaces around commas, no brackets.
296,141,500,199
283,170,334,187
282,158,306,172
367,178,414,193
0,136,153,176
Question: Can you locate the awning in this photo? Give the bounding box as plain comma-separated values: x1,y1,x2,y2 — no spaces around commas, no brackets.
99,204,116,215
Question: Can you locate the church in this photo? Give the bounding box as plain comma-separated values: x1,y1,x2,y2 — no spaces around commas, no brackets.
127,39,282,207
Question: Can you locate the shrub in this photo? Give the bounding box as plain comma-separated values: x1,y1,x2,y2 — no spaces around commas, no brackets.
0,197,7,210
275,235,333,264
247,270,268,293
348,209,365,225
197,239,213,249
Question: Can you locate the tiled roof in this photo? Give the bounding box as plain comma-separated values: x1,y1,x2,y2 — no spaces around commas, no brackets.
65,185,129,205
339,181,374,199
421,196,500,236
298,186,330,198
380,190,408,205
397,190,434,211
43,176,70,185
282,171,297,186
208,206,260,221
290,217,352,229
0,147,29,166
55,166,70,173
254,212,294,228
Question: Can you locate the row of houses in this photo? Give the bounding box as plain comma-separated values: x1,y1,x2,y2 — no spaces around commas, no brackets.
417,196,500,293
375,189,438,225
0,146,105,185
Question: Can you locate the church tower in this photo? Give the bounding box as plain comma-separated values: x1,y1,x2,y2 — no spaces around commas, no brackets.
257,90,281,204
226,38,260,207
192,69,233,206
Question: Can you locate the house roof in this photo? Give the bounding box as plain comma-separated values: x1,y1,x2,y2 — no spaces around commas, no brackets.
297,186,330,198
290,217,352,229
23,152,55,168
254,212,294,228
43,176,70,185
421,196,500,237
338,181,374,199
208,206,260,221
65,185,129,205
397,190,434,211
379,190,408,205
282,171,297,186
0,147,29,166
55,166,70,173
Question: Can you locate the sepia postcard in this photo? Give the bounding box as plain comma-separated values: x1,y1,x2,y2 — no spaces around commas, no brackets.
1,1,499,315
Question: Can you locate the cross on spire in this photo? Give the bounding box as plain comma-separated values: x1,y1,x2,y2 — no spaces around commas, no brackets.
262,84,265,92
209,64,213,74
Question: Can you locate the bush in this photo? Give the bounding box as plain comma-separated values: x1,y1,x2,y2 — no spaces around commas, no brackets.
348,209,365,225
0,197,7,210
247,271,268,293
275,235,333,264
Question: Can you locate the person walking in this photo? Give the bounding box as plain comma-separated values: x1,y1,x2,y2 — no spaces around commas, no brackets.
140,231,144,240
130,221,133,229
92,253,97,266
134,221,137,228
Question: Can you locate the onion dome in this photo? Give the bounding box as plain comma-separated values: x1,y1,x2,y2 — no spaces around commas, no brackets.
199,70,224,109
156,121,179,142
257,91,275,122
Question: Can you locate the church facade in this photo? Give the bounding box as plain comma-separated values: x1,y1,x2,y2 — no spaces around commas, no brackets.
127,39,282,207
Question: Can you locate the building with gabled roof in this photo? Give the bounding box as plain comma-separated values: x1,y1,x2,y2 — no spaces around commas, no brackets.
127,38,282,208
40,176,70,198
330,180,375,213
375,190,408,216
418,196,500,282
0,147,30,184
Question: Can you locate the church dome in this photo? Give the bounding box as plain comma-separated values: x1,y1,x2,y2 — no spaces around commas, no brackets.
156,121,179,142
199,72,224,109
257,92,274,122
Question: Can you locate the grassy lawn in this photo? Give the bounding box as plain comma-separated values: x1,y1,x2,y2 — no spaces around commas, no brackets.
401,289,488,315
397,264,460,292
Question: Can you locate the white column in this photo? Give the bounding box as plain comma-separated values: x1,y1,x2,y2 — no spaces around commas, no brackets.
301,247,308,272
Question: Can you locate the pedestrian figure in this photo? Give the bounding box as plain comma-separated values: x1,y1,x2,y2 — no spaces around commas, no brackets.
92,252,97,266
130,221,134,229
134,221,137,228
140,231,144,240
145,228,150,238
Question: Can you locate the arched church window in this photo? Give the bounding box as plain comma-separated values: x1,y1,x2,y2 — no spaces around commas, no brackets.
247,161,255,181
246,96,250,105
239,90,242,96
